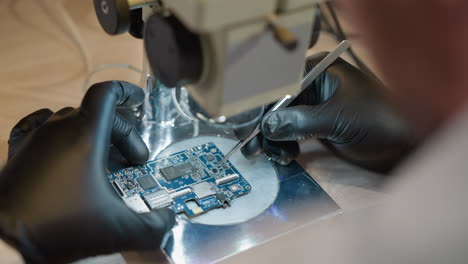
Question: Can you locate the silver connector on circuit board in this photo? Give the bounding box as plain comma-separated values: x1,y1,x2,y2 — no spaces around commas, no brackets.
170,188,192,199
143,189,174,209
215,174,239,185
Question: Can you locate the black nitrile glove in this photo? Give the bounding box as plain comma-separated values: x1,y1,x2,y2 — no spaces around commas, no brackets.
0,81,175,263
242,53,415,173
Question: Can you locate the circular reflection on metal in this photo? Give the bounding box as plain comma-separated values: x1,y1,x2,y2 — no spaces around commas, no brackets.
157,136,279,225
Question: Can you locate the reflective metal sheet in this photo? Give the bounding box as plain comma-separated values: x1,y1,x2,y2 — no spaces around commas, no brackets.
163,161,341,264
110,77,341,263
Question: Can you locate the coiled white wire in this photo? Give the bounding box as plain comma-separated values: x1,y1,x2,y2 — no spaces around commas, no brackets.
37,0,143,92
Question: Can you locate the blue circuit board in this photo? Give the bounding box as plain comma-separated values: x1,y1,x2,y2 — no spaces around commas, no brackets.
107,142,251,217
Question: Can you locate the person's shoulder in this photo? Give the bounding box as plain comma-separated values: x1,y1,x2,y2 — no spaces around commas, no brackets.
394,104,468,180
0,239,24,264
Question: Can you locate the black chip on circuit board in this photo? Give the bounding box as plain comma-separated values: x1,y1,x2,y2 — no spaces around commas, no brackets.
137,175,159,190
160,162,196,181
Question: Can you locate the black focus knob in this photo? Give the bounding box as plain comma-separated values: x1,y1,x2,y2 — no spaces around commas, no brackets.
94,0,131,35
144,14,203,87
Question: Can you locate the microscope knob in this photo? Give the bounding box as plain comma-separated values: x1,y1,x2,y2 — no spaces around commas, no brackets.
144,14,203,87
94,0,130,35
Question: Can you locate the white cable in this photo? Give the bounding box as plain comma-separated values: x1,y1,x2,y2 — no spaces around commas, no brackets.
82,63,144,91
170,88,200,137
38,0,144,92
39,0,93,79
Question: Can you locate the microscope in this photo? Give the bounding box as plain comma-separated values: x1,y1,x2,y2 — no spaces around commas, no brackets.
95,0,318,117
95,1,341,263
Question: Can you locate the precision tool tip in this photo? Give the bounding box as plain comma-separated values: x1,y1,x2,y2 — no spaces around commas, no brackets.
217,158,227,167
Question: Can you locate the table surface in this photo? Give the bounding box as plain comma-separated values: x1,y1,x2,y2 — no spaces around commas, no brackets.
0,1,386,263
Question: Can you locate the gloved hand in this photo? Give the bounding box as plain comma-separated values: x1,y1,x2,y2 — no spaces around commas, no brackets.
242,53,415,173
0,81,175,263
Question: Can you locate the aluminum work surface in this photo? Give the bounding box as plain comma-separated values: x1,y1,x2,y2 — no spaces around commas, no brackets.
74,140,386,264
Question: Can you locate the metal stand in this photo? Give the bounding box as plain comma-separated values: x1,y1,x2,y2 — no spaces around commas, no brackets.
115,76,341,263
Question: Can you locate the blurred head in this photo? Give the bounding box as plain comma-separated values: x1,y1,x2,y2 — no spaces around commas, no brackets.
337,0,468,138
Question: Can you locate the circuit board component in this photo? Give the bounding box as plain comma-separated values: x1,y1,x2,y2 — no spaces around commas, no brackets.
137,175,159,190
192,182,216,199
160,162,196,181
144,189,174,209
107,142,251,217
123,195,150,213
